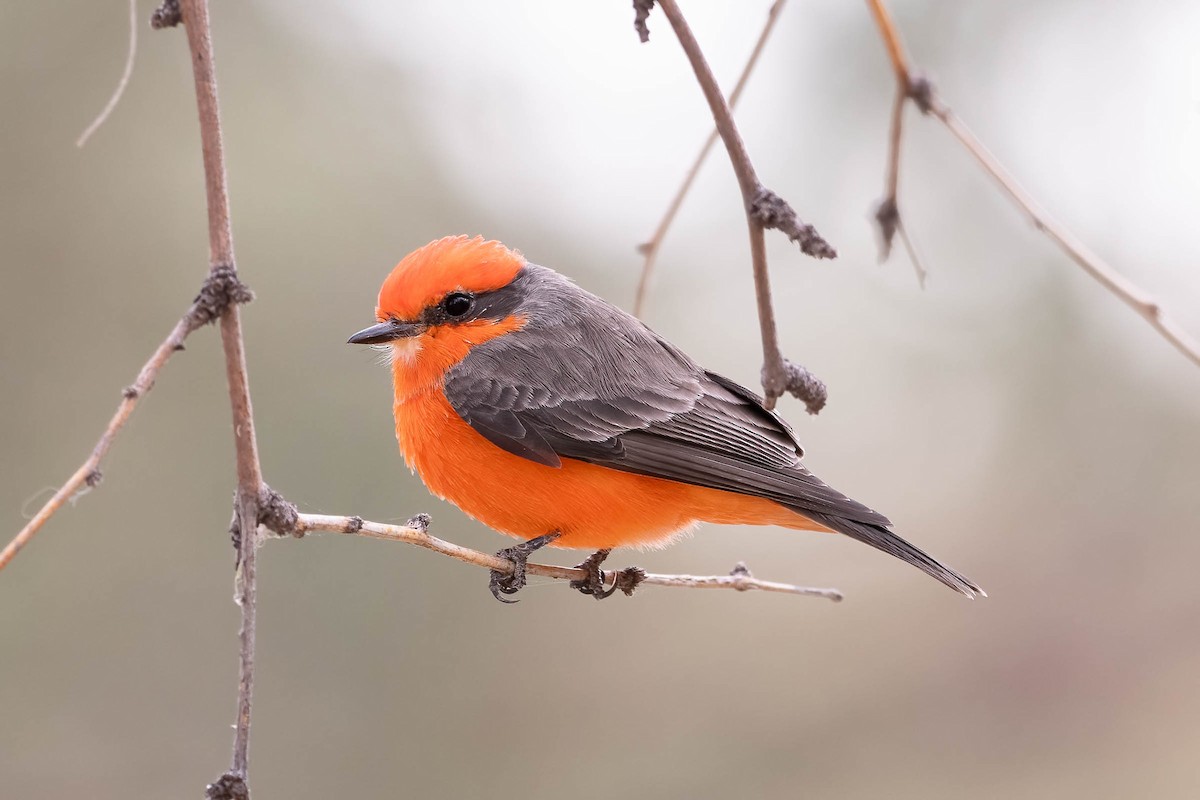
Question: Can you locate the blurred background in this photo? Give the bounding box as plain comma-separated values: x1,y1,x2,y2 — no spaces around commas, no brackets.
2,0,1199,797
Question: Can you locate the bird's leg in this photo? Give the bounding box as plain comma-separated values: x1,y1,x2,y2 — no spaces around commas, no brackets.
570,549,618,599
489,532,560,603
570,549,647,600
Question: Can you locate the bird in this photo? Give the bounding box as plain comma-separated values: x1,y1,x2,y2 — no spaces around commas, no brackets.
348,235,983,602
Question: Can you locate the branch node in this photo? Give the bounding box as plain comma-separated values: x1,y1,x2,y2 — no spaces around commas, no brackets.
750,188,837,259
632,0,656,43
873,195,900,261
231,484,299,552
190,264,254,330
762,358,828,415
730,562,754,590
258,484,300,538
346,515,364,534
205,774,249,800
614,566,647,596
84,469,104,488
908,73,936,115
150,0,182,30
405,513,431,533
122,385,140,400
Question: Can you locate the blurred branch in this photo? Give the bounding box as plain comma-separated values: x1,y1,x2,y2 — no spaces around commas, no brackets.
866,0,1200,369
642,0,833,414
634,0,787,317
76,0,139,148
278,513,844,602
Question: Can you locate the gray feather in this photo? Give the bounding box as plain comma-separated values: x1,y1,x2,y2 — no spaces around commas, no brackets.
443,263,982,596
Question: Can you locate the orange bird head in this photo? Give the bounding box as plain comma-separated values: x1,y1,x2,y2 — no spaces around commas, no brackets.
347,236,531,387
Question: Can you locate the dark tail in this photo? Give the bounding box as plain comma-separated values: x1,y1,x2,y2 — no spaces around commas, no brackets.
802,511,985,598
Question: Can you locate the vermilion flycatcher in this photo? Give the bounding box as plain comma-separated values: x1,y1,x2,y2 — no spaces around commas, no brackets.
349,236,983,601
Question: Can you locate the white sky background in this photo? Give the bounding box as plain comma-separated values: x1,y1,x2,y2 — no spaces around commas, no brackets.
273,0,1200,382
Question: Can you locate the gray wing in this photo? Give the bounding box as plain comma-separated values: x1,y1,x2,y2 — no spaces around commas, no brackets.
441,265,984,598
442,279,887,526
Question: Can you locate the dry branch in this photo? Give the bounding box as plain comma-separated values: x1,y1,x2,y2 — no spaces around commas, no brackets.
0,271,250,573
645,0,833,414
282,513,844,602
634,0,787,317
866,0,1200,368
168,0,266,794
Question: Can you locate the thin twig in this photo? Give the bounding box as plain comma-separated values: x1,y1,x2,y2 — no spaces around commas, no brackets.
287,514,844,602
652,0,833,413
868,0,928,284
2,317,189,572
0,267,250,574
933,105,1200,368
865,0,909,78
173,0,266,793
865,0,1200,369
634,0,787,317
76,0,139,148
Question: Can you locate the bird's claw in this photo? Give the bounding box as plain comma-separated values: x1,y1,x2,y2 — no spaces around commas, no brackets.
570,549,647,600
489,532,560,603
570,549,618,599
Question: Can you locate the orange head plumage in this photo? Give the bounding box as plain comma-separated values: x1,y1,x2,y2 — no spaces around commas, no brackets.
347,236,531,395
374,235,526,323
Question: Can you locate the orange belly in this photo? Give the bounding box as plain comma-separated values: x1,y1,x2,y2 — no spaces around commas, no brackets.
395,386,830,550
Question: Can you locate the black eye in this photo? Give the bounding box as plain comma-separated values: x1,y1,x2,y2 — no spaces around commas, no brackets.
443,292,473,317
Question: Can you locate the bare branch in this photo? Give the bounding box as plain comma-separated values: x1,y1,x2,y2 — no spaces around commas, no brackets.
865,0,1200,368
2,321,188,573
871,88,903,257
634,0,788,317
171,0,267,789
653,0,833,411
76,0,139,148
0,268,251,574
277,513,844,602
864,0,910,80
932,104,1200,368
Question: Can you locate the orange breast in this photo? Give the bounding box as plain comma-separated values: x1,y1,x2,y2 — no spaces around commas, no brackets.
394,385,827,551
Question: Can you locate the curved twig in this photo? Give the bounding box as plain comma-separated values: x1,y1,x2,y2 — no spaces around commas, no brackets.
634,0,788,317
76,0,139,148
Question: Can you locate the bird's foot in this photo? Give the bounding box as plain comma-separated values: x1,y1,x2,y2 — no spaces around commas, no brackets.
489,532,560,603
570,549,647,600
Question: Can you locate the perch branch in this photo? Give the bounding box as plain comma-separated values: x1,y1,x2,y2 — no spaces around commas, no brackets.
634,0,787,317
283,513,844,601
648,0,833,413
866,0,1200,369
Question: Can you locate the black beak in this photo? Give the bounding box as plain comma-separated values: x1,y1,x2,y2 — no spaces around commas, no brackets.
347,319,423,345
